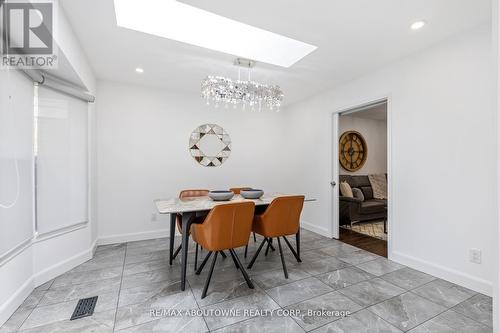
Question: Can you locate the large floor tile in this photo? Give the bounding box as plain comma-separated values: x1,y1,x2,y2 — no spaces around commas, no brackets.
295,257,350,276
408,310,492,333
116,315,208,333
286,291,363,331
18,309,115,333
0,307,34,333
338,278,405,307
317,266,374,290
381,268,435,290
18,290,47,310
51,266,123,288
40,277,122,306
124,250,169,265
121,268,180,290
311,309,402,333
118,280,184,307
252,267,310,290
356,258,404,276
452,294,493,328
190,277,260,307
368,292,446,331
20,291,118,330
335,250,381,265
265,277,333,307
114,290,198,330
412,279,476,308
213,315,304,333
201,291,280,331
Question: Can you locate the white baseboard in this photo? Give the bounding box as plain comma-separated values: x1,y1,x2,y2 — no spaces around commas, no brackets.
0,276,34,326
97,229,170,246
391,251,493,296
32,242,95,289
300,220,332,238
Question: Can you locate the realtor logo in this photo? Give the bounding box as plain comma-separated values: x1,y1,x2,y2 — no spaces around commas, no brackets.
1,0,57,69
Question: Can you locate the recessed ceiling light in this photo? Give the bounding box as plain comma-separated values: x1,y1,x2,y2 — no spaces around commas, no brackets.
135,67,144,73
411,20,426,30
114,0,317,68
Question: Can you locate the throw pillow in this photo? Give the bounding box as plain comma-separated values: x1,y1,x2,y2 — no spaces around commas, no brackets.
368,174,388,199
352,188,365,201
339,181,353,198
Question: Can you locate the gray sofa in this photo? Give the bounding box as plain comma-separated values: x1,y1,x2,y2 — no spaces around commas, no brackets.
339,175,387,226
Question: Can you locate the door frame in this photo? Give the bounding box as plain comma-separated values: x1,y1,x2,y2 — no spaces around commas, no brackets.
331,96,393,258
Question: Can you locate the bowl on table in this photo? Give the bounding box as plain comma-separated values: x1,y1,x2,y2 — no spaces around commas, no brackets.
240,189,264,199
208,190,234,201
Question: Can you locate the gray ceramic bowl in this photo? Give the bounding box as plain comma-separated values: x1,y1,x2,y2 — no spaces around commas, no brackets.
208,190,234,201
240,189,264,199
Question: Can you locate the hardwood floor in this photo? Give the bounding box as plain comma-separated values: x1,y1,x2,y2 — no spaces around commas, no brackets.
339,228,387,257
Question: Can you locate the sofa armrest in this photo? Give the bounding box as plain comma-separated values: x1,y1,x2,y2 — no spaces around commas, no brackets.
339,196,362,204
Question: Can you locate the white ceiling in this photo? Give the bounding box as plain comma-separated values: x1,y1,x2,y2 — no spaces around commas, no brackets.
61,0,491,106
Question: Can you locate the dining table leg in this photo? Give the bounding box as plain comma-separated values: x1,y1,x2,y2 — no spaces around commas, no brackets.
180,212,194,291
169,213,176,265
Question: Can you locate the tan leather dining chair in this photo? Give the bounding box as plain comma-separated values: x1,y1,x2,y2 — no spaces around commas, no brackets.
191,202,255,299
247,196,305,278
230,187,258,256
172,190,210,267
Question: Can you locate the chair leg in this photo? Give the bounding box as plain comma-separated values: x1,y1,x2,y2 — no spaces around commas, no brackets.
244,245,248,258
194,243,199,271
253,232,257,242
277,237,288,279
265,238,272,256
201,252,218,299
230,249,254,289
196,251,212,275
220,250,227,259
296,229,301,259
229,249,240,269
283,236,302,262
247,239,266,269
172,244,182,260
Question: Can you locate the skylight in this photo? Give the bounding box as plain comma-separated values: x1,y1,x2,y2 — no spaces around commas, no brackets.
113,0,317,68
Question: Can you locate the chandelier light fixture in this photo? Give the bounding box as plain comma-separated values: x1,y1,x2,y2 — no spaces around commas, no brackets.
201,59,284,111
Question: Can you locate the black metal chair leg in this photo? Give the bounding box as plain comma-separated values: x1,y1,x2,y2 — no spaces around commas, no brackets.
277,237,288,279
229,248,240,269
296,229,300,259
253,232,257,242
230,249,254,289
283,236,302,262
172,244,182,260
220,250,227,259
264,238,272,256
194,243,199,271
244,245,248,258
201,252,218,299
196,251,212,275
247,239,266,269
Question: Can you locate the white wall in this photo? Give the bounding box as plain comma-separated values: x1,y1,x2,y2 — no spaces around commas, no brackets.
95,81,291,244
285,24,496,295
339,115,387,175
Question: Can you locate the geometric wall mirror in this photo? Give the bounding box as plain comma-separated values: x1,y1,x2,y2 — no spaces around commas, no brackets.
189,124,231,167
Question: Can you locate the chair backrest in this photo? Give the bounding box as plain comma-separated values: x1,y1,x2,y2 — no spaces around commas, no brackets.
194,202,255,251
179,189,209,199
229,187,252,195
260,196,305,237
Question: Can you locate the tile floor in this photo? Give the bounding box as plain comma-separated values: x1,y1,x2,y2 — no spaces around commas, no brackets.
0,229,493,332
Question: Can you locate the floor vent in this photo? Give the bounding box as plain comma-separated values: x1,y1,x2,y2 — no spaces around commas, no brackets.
70,296,98,320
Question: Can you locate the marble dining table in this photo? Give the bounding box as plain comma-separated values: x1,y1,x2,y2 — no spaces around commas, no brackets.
154,193,315,291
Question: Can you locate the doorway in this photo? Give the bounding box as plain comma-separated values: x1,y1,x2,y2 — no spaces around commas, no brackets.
332,100,389,257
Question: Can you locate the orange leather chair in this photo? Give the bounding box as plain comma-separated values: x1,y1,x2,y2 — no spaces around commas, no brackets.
230,187,258,256
191,202,255,299
247,196,305,278
172,190,211,266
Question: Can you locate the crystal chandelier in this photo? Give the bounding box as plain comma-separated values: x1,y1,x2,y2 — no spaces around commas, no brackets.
201,59,284,111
